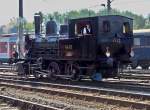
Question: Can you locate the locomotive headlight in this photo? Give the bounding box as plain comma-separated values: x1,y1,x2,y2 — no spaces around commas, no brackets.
106,51,111,57
106,47,110,57
130,50,134,57
130,47,134,57
65,51,73,57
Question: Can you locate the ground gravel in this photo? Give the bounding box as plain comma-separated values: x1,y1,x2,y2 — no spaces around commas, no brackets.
0,86,147,110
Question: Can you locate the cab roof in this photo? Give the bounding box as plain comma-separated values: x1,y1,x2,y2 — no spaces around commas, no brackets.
70,15,133,21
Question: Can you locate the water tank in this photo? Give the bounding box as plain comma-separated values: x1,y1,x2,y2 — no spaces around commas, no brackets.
46,19,57,36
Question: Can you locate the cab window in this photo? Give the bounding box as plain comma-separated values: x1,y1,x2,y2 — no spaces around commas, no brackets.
74,21,93,36
103,21,110,32
123,22,130,34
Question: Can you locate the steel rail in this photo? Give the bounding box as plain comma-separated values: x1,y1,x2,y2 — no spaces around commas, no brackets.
120,74,150,80
0,95,62,110
0,77,150,92
0,79,150,109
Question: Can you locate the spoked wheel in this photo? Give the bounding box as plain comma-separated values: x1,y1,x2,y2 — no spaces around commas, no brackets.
48,62,60,81
34,74,41,79
142,65,149,70
33,71,43,79
66,62,81,81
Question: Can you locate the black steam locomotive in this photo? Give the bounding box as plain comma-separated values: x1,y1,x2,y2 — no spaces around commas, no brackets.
17,14,133,81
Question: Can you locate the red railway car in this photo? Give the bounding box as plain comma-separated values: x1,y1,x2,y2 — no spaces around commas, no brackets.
0,33,17,63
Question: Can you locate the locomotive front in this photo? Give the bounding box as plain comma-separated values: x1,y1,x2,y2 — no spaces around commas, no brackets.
96,16,133,77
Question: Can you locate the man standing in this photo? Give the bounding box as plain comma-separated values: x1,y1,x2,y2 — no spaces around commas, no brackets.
83,24,92,35
12,50,19,63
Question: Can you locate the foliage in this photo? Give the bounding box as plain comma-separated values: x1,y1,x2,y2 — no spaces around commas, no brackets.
0,9,150,34
44,9,150,30
24,21,34,33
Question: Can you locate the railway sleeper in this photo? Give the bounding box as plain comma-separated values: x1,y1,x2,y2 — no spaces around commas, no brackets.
0,95,60,110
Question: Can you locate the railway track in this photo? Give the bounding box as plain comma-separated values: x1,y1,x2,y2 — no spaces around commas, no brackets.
0,64,12,68
120,74,150,80
0,78,61,110
0,95,60,110
0,64,150,80
0,73,149,92
0,99,19,110
117,69,150,80
0,78,150,109
0,64,15,73
0,73,149,96
123,69,150,74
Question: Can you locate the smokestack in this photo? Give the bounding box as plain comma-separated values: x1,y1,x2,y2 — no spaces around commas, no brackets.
34,13,41,35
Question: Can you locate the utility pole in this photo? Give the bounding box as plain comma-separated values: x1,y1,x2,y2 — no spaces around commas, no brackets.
107,0,114,14
18,0,24,58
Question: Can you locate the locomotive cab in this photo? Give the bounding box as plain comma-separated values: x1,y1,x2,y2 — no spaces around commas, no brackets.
61,15,133,61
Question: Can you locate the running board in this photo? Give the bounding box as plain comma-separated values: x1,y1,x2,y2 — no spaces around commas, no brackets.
55,74,88,79
79,67,93,69
56,75,72,78
35,70,49,75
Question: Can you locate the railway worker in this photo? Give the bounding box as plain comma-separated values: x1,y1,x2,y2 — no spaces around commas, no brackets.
8,50,18,66
82,24,92,35
24,48,32,59
12,50,18,63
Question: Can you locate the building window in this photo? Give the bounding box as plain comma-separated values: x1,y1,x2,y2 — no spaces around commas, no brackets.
103,21,110,32
0,42,7,53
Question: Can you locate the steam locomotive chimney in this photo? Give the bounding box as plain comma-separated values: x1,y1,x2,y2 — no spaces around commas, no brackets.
34,13,41,36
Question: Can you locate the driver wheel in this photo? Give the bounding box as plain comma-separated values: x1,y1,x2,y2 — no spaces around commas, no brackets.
66,62,81,81
48,62,60,81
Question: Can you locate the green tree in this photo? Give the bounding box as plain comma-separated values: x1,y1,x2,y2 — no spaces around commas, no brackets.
53,12,63,23
24,22,34,33
145,14,150,28
79,9,96,17
0,9,148,34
